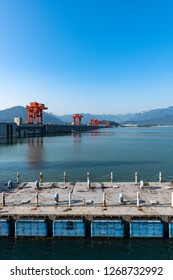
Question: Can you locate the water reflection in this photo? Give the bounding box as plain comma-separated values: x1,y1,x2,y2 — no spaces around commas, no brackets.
90,130,101,137
0,138,18,145
72,132,81,143
27,137,44,166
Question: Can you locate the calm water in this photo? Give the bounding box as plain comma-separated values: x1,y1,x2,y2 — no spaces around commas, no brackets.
1,126,173,260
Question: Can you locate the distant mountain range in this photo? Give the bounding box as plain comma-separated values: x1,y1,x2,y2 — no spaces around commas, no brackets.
0,106,64,124
0,105,173,126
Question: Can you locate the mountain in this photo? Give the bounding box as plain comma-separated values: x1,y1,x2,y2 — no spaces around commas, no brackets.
1,105,173,126
0,106,64,124
123,106,173,125
58,113,123,124
57,108,173,125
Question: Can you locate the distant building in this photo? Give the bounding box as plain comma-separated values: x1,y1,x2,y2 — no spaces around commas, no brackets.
14,117,22,125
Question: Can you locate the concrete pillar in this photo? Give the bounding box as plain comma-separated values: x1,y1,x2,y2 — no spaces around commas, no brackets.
87,172,90,181
69,191,71,207
16,172,20,183
87,178,90,189
137,192,140,207
111,172,113,183
64,172,67,183
103,192,106,207
159,172,162,183
2,192,5,207
36,191,38,207
87,172,90,189
40,172,43,183
135,172,138,183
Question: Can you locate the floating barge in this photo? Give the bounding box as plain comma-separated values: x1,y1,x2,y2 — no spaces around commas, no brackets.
1,180,173,238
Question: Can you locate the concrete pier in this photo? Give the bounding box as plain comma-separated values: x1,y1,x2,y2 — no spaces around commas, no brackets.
1,181,173,237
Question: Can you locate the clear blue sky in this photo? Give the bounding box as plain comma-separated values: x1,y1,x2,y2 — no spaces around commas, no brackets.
0,0,173,115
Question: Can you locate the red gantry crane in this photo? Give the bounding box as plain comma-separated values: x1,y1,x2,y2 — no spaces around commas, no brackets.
26,101,48,124
72,114,83,125
90,119,101,125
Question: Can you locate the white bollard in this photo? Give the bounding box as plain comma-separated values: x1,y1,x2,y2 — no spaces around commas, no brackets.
140,180,144,189
8,180,13,188
35,180,40,189
54,193,59,205
119,192,124,204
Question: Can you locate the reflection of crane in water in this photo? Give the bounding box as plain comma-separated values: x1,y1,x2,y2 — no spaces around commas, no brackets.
27,137,44,166
90,131,100,137
72,132,81,143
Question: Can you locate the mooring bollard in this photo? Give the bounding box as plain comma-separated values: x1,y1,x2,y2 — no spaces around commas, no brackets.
111,172,113,183
102,192,106,207
8,180,13,189
119,192,124,204
69,191,71,207
2,192,5,207
137,192,140,207
16,172,20,183
40,172,43,183
54,193,59,206
64,172,67,183
159,172,162,183
35,180,40,189
140,180,144,189
36,191,38,207
135,172,138,183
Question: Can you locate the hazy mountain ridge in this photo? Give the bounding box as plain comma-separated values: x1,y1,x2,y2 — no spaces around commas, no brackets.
0,106,64,124
123,106,173,125
0,105,173,125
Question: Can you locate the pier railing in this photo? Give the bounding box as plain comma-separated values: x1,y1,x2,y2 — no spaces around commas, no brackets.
6,171,173,184
1,171,173,209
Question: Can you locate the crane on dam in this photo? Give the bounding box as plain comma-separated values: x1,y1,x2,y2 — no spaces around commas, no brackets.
72,114,83,125
26,101,48,124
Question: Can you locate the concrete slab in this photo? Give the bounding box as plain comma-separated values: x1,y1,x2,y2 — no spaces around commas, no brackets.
0,181,173,218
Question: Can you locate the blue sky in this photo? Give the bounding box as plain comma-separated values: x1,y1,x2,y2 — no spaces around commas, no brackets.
0,0,173,115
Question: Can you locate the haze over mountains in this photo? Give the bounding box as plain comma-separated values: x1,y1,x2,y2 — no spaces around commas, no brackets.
0,105,173,125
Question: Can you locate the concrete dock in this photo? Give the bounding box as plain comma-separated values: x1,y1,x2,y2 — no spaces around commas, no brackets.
1,181,173,237
1,181,173,216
